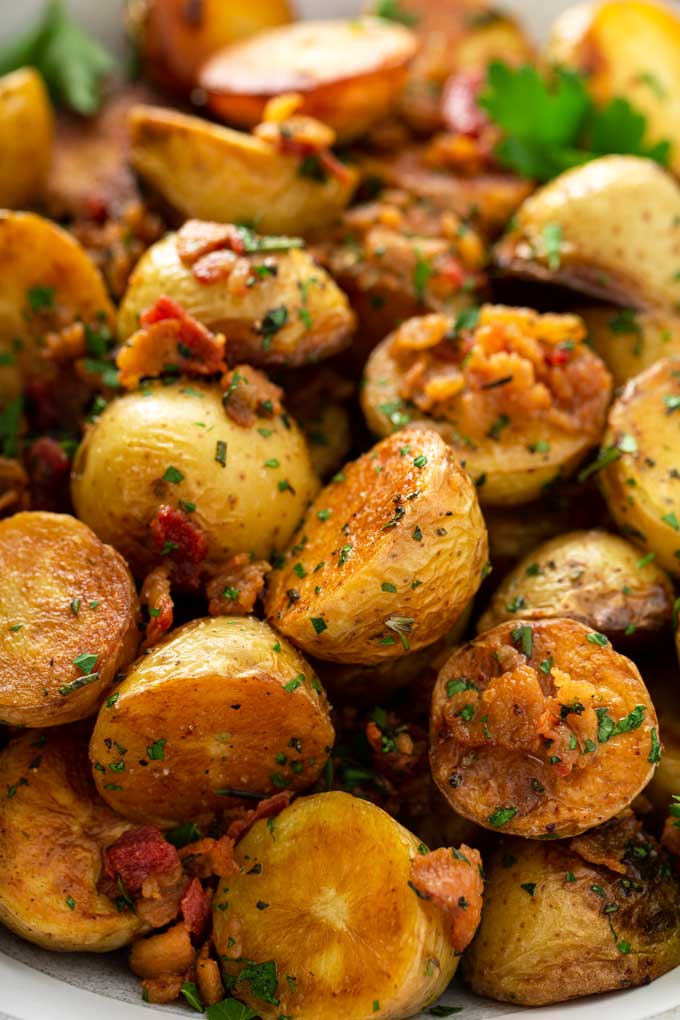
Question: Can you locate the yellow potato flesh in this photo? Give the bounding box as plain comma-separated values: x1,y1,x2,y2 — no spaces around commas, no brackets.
0,68,52,208
579,306,680,387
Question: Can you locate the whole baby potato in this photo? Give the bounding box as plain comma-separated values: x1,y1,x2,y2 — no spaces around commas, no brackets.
0,68,52,208
71,379,319,578
90,616,334,827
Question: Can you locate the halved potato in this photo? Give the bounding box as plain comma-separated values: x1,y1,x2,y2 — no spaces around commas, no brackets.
90,615,334,827
199,18,417,142
578,305,680,387
598,357,680,577
478,529,674,642
129,105,357,235
0,512,139,728
0,68,52,208
361,306,612,505
71,379,319,578
213,791,482,1020
495,156,680,311
430,618,659,837
0,725,142,951
265,427,488,664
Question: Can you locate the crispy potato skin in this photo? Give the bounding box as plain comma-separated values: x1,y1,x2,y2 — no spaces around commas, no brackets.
90,616,334,826
129,106,357,235
462,821,680,1005
0,68,52,208
0,512,139,727
599,357,680,577
117,229,355,366
200,18,417,142
0,725,142,951
578,306,680,388
430,618,659,837
478,529,674,642
265,427,488,664
71,380,319,578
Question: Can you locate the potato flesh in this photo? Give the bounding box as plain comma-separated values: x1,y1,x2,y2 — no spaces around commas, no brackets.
0,68,52,208
430,618,659,837
0,512,139,727
578,306,680,388
90,616,334,826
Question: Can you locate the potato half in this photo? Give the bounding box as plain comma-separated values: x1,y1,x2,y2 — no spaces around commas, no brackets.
265,427,488,664
199,18,417,142
0,512,139,728
598,356,680,577
478,529,674,642
90,616,334,827
213,791,479,1020
578,305,680,387
361,306,612,505
117,228,355,366
430,618,659,837
129,105,357,235
0,725,142,951
71,379,319,578
462,815,680,1005
0,68,52,208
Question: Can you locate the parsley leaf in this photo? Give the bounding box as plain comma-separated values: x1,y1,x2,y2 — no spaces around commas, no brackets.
206,999,258,1020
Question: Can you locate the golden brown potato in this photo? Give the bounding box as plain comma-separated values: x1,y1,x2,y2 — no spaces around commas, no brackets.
0,68,52,208
200,18,417,142
462,813,680,1005
578,305,680,387
117,225,355,366
71,379,319,579
430,618,659,837
0,725,142,951
298,400,352,480
478,529,674,642
265,427,488,664
129,105,357,235
598,357,680,578
90,615,334,827
213,791,482,1020
0,512,139,728
361,306,612,505
495,155,680,311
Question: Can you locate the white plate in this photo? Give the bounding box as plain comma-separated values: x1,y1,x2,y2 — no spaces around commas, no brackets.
0,1,678,1018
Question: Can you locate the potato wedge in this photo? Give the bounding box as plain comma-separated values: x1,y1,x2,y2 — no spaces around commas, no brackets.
0,68,52,208
430,618,659,838
265,427,488,664
199,18,417,142
129,105,357,235
71,379,319,579
117,225,355,366
0,512,139,728
578,305,680,387
361,306,612,505
0,725,142,951
495,155,680,311
90,616,333,827
598,357,680,577
461,814,680,1005
213,791,482,1020
478,529,674,642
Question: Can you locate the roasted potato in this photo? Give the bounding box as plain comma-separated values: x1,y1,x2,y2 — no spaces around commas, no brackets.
265,427,488,664
599,357,680,577
71,379,319,578
117,225,355,366
129,105,357,235
578,305,680,387
199,18,418,142
0,725,142,951
0,68,52,208
213,791,482,1020
430,618,659,837
478,529,674,642
90,615,333,827
361,306,612,505
495,155,680,311
0,512,139,728
644,654,680,822
461,813,680,1005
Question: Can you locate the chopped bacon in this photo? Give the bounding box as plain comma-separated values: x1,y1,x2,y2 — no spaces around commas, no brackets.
221,364,283,427
44,322,87,362
150,505,209,564
227,791,292,844
176,220,246,265
197,940,225,1006
103,825,181,896
365,714,428,779
140,564,174,648
190,248,239,284
179,835,237,879
130,922,195,979
441,70,489,137
180,878,212,940
141,974,188,1004
206,553,271,616
409,844,484,953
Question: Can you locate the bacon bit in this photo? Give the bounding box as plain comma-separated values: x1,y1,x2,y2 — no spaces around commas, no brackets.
141,974,187,1004
150,505,209,564
190,248,239,284
570,811,643,875
130,922,195,979
365,714,428,779
197,940,225,1007
71,200,165,299
176,220,246,265
179,835,237,879
44,322,87,363
221,364,283,427
140,565,174,648
441,70,489,137
0,457,28,516
180,878,212,940
103,825,181,896
206,553,271,616
409,844,483,954
227,791,292,844
318,148,355,186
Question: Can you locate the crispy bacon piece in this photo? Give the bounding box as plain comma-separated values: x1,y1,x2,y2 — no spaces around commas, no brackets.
141,974,188,1004
176,220,247,265
103,825,181,895
130,922,195,979
365,714,428,779
150,505,209,564
140,564,174,648
180,877,212,940
206,552,271,616
221,364,283,427
226,791,292,844
179,835,237,879
409,844,484,954
197,940,225,1007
